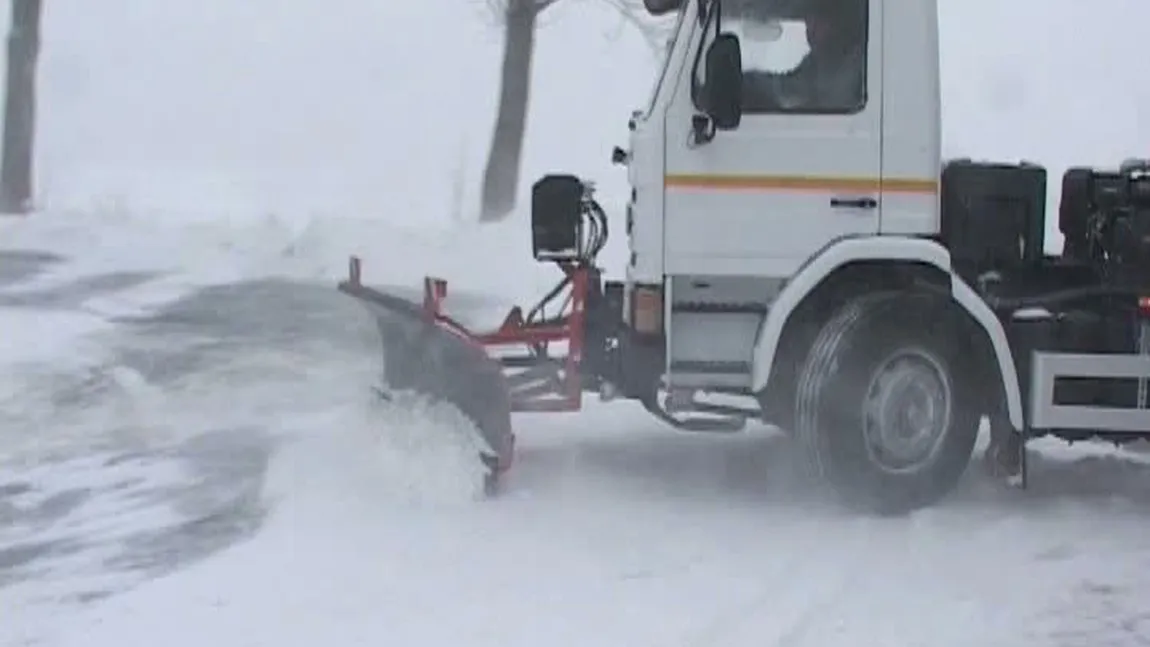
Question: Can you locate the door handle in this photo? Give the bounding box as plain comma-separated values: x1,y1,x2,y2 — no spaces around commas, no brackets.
830,197,877,209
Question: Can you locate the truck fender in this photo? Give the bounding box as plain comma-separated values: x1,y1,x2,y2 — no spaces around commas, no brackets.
750,236,1023,430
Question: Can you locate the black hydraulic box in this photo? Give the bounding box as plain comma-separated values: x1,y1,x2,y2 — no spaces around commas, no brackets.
940,159,1047,278
531,174,584,262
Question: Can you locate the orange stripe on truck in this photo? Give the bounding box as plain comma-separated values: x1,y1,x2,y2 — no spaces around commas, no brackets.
664,174,938,194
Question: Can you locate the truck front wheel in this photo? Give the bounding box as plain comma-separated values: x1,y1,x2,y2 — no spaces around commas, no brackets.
794,292,980,514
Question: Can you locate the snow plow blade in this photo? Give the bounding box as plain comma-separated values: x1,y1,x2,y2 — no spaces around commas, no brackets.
338,246,598,492
337,257,514,489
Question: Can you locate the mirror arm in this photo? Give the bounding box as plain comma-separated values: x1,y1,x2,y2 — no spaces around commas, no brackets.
690,114,716,147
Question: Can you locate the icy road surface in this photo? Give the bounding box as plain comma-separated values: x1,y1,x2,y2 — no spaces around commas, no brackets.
3,233,1150,647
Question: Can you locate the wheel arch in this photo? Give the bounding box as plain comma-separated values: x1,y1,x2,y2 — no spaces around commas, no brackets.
751,236,1024,430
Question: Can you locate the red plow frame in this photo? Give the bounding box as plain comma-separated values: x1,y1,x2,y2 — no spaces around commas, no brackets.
346,256,593,414
428,264,591,414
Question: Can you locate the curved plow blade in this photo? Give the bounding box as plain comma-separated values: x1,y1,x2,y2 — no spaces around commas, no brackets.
338,264,514,491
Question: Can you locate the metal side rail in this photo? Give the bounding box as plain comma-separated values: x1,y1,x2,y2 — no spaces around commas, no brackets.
1029,351,1150,432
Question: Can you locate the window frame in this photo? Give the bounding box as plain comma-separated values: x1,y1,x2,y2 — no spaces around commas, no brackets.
691,0,870,116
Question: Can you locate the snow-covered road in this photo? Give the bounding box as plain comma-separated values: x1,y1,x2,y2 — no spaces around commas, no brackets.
4,228,1150,647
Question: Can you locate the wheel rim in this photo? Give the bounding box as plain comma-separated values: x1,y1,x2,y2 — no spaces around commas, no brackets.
861,347,953,474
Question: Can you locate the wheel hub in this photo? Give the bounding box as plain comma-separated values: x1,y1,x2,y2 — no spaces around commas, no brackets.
862,348,953,473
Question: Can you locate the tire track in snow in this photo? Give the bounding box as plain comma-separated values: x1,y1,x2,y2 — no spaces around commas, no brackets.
672,501,1150,647
676,518,879,647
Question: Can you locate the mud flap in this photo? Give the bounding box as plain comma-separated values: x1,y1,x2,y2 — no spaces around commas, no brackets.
337,276,515,490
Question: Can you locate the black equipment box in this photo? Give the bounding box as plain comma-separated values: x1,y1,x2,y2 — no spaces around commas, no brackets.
531,174,584,262
940,159,1047,277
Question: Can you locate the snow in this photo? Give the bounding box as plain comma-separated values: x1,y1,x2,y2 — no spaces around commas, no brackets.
2,0,1150,646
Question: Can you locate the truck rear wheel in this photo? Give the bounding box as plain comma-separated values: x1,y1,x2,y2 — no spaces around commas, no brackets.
794,292,980,514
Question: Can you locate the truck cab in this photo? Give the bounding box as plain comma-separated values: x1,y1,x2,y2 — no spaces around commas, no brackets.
627,0,940,283
620,0,976,408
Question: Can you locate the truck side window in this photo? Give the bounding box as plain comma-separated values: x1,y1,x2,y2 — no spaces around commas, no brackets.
715,0,868,114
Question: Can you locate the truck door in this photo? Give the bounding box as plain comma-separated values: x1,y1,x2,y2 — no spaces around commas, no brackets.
662,0,883,277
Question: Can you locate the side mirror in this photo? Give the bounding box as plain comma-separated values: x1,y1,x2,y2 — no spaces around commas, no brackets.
701,33,743,130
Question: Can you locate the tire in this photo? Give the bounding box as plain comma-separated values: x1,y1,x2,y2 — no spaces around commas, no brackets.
794,291,981,515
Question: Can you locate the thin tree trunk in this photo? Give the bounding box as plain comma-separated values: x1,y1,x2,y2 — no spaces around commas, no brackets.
478,0,537,222
1,0,42,215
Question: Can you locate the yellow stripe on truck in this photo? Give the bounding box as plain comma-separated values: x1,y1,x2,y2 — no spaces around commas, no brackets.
664,174,938,194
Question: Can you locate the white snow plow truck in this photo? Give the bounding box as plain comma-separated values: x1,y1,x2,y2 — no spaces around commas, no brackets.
339,0,1150,514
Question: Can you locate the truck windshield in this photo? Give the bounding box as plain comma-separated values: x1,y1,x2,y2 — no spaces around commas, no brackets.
720,0,867,113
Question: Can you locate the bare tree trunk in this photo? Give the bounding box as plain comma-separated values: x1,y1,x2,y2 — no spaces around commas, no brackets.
474,0,664,223
478,0,538,223
1,0,42,215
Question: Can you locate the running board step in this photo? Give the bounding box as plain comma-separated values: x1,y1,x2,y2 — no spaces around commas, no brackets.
642,392,757,433
648,408,747,432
